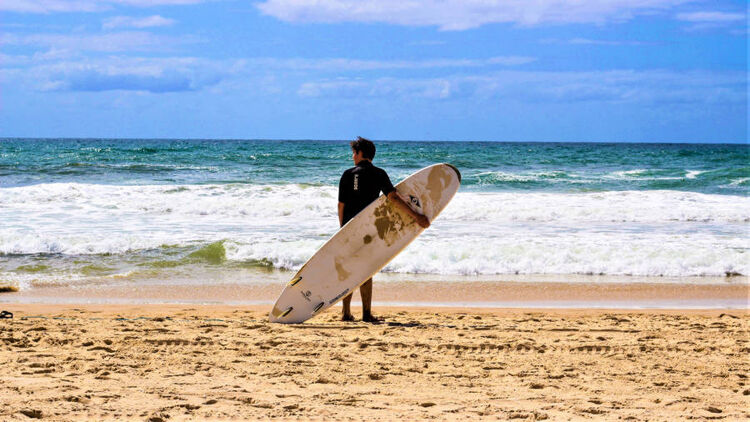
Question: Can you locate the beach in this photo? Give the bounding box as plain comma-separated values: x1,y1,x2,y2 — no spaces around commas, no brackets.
2,0,748,414
1,304,748,421
1,139,748,420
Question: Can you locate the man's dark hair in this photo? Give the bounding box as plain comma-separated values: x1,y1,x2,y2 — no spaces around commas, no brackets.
350,136,376,160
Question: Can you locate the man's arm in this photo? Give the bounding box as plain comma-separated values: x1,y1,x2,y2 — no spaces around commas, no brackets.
387,191,430,229
338,170,350,228
338,202,345,227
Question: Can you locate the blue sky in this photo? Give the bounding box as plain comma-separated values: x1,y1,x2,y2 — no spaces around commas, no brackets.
1,0,747,142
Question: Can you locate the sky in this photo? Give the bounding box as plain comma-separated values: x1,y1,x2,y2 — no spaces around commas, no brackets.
0,0,747,142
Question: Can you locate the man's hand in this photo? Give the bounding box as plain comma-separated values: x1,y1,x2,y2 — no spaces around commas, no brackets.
387,190,430,229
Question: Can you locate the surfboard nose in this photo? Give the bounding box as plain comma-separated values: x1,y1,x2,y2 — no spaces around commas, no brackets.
445,163,461,183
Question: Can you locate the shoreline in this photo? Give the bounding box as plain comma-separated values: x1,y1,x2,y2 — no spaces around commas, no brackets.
2,279,747,309
2,303,748,317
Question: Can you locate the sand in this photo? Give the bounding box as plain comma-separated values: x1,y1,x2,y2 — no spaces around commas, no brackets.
0,305,747,421
3,279,747,307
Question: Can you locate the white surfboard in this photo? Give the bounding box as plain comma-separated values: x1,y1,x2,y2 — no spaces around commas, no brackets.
269,163,461,324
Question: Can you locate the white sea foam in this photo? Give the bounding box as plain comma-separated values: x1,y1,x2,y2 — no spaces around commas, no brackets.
385,232,748,277
472,170,592,186
475,170,574,182
609,169,648,178
445,190,749,223
605,169,685,181
685,170,704,179
726,178,749,187
1,183,748,278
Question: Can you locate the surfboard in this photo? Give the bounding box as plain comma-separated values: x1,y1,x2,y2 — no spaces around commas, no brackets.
269,163,461,324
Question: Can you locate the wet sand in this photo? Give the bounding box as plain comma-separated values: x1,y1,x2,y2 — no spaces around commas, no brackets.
2,278,747,308
0,304,748,421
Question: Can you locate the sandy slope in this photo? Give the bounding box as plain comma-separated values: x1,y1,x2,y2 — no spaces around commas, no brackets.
0,305,747,421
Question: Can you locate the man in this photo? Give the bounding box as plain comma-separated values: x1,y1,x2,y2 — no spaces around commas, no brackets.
338,137,430,322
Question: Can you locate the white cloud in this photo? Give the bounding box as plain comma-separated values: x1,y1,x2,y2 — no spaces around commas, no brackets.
112,0,203,6
567,38,651,46
676,11,745,22
407,40,447,47
298,78,460,99
32,47,77,61
0,53,535,95
20,56,224,92
0,51,534,74
1,1,103,13
676,10,746,31
0,52,32,66
4,50,745,107
257,0,692,30
103,15,175,29
540,38,652,46
296,70,748,106
1,0,205,13
1,30,189,52
242,56,536,71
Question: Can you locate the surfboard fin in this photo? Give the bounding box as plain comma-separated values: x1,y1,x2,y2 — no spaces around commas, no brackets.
280,307,293,317
313,302,325,313
288,276,302,286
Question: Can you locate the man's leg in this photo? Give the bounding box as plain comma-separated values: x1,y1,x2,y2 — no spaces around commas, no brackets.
341,293,354,321
360,278,379,322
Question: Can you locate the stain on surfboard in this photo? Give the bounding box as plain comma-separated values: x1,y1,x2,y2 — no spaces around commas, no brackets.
334,257,351,281
373,201,406,247
427,165,451,207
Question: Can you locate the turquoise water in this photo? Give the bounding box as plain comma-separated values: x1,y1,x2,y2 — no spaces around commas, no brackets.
0,138,748,289
1,139,747,194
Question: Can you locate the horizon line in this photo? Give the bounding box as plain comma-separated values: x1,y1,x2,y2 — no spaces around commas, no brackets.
1,137,747,145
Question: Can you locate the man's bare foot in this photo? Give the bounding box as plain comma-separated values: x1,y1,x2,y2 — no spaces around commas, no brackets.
362,313,383,323
341,314,355,322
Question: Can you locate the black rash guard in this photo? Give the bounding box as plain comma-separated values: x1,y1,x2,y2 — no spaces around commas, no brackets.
338,160,396,226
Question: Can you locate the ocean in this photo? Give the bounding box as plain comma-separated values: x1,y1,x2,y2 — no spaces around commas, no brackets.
0,139,748,295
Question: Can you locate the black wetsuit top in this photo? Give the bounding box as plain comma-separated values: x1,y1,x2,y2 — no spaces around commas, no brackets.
338,160,396,226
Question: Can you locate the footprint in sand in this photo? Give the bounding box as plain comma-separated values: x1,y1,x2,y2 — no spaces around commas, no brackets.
20,409,43,419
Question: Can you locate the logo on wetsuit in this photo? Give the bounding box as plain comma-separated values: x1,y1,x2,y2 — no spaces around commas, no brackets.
353,174,359,191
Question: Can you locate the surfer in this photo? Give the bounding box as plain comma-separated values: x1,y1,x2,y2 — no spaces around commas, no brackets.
338,137,430,322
